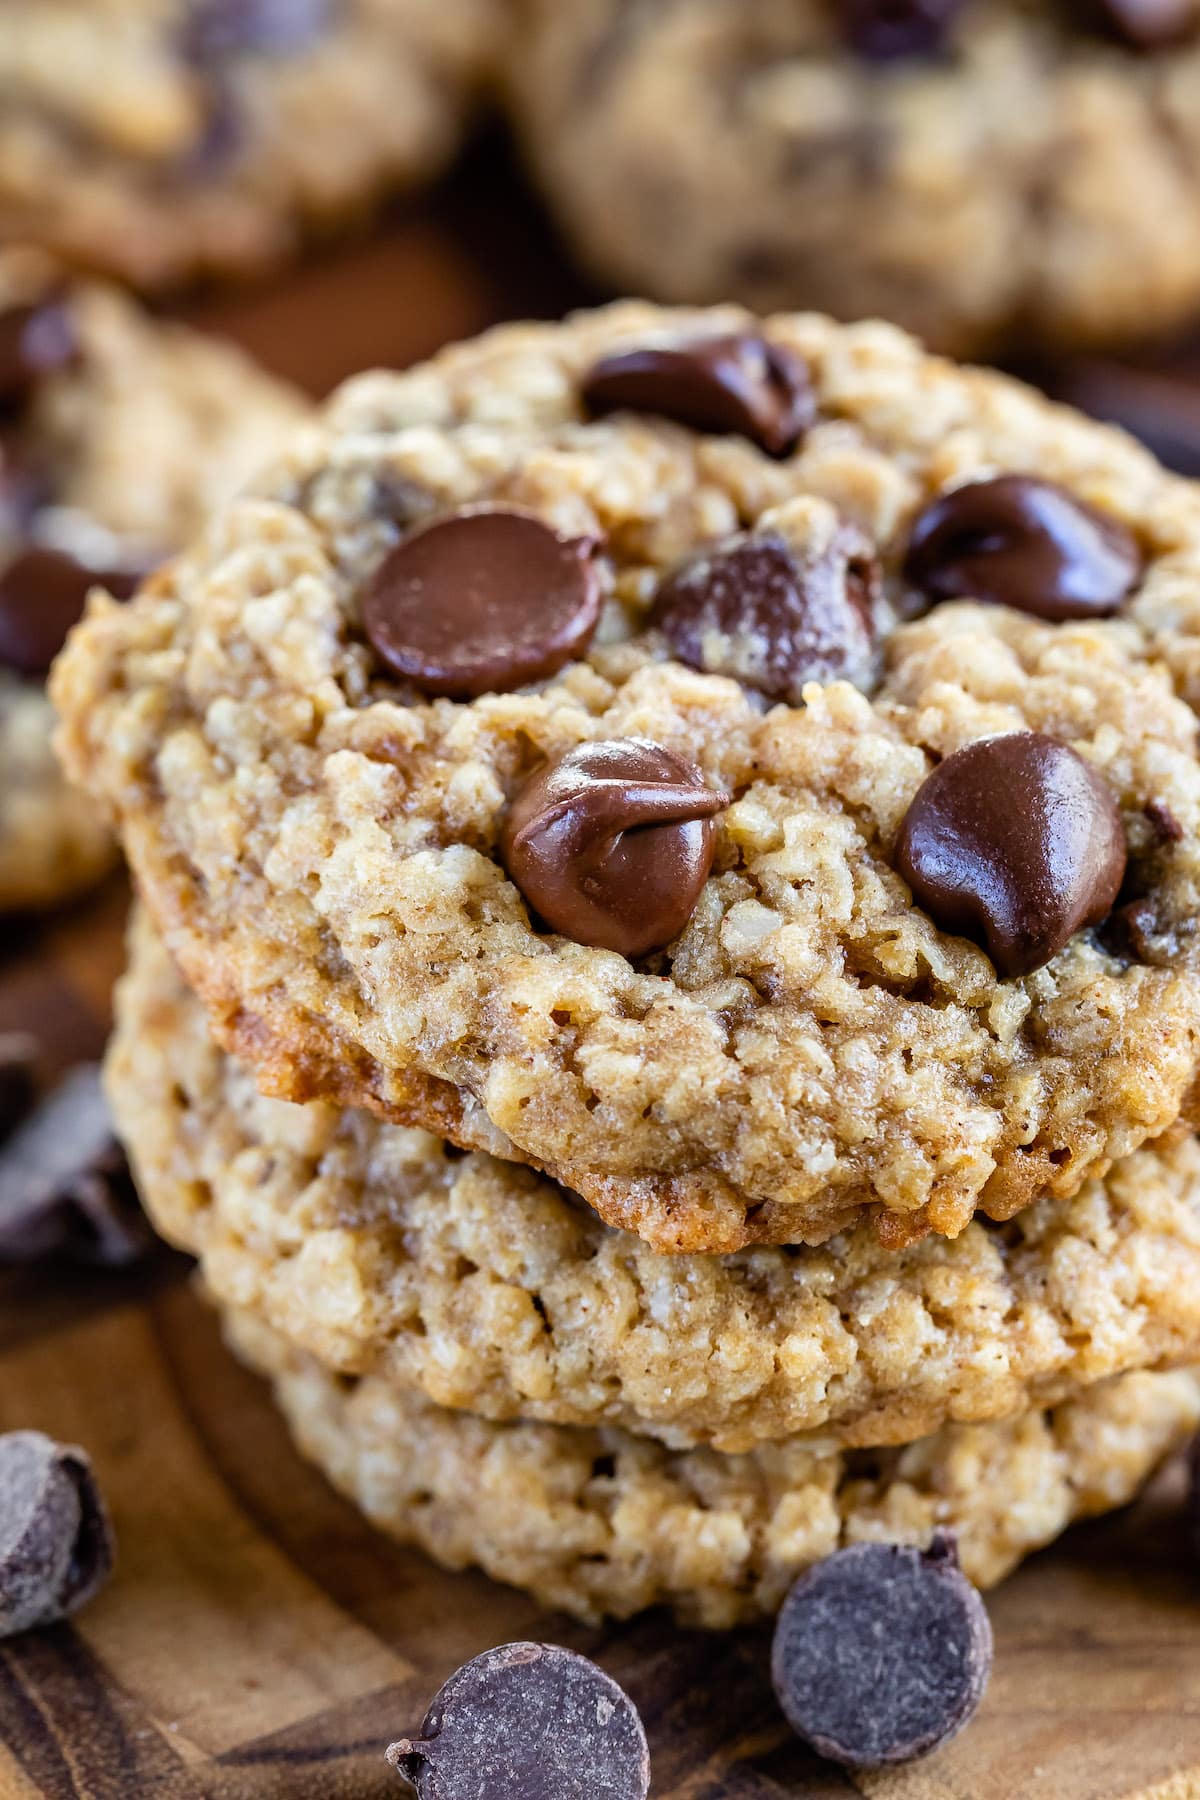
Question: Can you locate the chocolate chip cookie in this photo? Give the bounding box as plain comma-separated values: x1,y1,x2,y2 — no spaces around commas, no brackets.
225,1301,1200,1626
0,0,503,290
0,247,303,911
109,910,1200,1453
505,0,1200,355
54,302,1200,1251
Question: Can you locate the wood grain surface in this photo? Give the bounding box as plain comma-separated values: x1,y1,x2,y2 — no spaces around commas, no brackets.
6,146,1200,1800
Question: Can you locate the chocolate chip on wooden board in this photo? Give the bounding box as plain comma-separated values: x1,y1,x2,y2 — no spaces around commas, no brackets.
0,1065,149,1266
387,1642,651,1799
0,1432,114,1638
771,1533,993,1768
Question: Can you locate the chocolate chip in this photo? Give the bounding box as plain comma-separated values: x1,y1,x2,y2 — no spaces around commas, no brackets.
581,334,815,457
895,733,1127,976
0,1066,149,1267
904,475,1142,622
0,299,79,413
0,1432,114,1638
182,0,331,61
1146,799,1184,843
0,544,152,677
841,0,967,58
771,1533,992,1768
1091,0,1198,46
501,739,729,957
387,1641,650,1800
652,525,878,704
362,510,603,699
1098,894,1161,963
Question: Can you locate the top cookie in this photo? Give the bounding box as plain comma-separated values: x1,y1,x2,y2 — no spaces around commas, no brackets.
53,302,1200,1253
505,0,1200,355
0,0,503,290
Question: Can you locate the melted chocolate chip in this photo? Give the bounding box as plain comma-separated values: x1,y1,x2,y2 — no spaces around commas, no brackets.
1091,0,1198,46
0,545,149,677
895,733,1127,976
581,334,815,456
182,0,332,61
0,1432,114,1639
501,739,729,957
771,1533,992,1768
904,475,1142,622
0,299,79,413
387,1642,651,1800
362,510,603,699
841,0,967,58
652,525,878,703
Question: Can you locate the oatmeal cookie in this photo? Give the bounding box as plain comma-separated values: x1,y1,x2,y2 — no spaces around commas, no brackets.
505,0,1200,357
0,0,504,291
225,1301,1200,1627
111,910,1200,1453
0,247,304,911
55,302,1200,1250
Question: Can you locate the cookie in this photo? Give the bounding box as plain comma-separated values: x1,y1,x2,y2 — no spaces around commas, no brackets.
55,302,1200,1252
505,0,1200,357
109,909,1200,1454
0,247,304,911
0,0,504,291
224,1300,1200,1627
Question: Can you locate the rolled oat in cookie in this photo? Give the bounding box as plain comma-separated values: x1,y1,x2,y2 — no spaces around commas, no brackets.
55,302,1200,1253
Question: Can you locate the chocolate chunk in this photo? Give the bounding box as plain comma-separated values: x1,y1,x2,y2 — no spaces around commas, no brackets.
386,1641,650,1799
1092,0,1198,46
582,334,815,457
182,0,331,61
895,733,1127,976
652,525,878,703
501,739,729,957
771,1533,992,1768
0,299,79,413
904,475,1142,622
841,0,967,59
0,544,149,677
0,1432,114,1638
0,1065,149,1267
362,510,603,699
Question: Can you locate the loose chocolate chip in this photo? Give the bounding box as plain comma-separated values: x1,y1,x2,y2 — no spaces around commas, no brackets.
581,334,815,457
771,1533,992,1768
1091,0,1198,46
182,0,331,61
0,300,79,413
841,0,967,58
0,1066,149,1267
652,525,878,704
0,1432,114,1638
904,475,1142,622
387,1641,650,1800
502,739,730,957
895,733,1127,976
362,510,603,699
0,544,152,677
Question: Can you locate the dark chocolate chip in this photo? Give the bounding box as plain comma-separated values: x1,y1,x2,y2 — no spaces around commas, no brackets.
895,732,1127,977
182,0,332,61
1145,799,1184,843
501,739,729,957
0,544,153,677
1091,0,1198,46
387,1641,650,1800
0,1431,114,1638
771,1533,992,1768
841,0,968,59
0,1065,149,1267
652,525,878,703
1098,894,1161,963
0,299,79,413
582,334,815,457
362,510,603,700
904,475,1142,622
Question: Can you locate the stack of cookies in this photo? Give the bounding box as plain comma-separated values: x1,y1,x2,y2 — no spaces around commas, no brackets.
55,300,1200,1626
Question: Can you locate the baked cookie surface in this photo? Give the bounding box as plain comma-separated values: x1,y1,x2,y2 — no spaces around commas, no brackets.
110,911,1200,1454
1,247,304,911
505,0,1200,356
0,0,503,289
55,302,1200,1250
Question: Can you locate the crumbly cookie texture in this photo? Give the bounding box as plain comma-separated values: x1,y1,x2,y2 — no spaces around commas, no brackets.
505,0,1200,357
1,247,304,912
0,0,503,290
54,302,1200,1252
225,1301,1200,1627
110,911,1200,1454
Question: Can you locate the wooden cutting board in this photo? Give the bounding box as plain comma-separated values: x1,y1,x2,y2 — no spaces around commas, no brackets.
8,144,1200,1799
